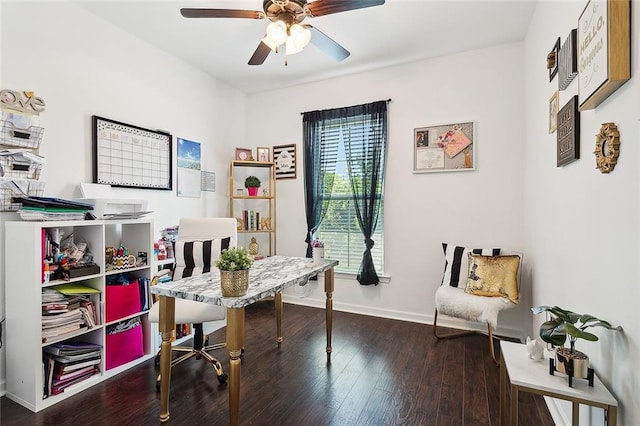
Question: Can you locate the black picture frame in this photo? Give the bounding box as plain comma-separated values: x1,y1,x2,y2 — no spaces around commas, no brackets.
92,116,172,190
273,144,297,179
549,37,560,82
557,95,580,167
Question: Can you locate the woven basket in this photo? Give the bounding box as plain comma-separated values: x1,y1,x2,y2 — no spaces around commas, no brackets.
220,269,249,297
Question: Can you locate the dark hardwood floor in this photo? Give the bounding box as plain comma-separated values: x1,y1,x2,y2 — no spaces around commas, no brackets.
1,302,553,425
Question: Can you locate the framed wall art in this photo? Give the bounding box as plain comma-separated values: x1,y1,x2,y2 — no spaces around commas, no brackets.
578,0,630,111
557,95,580,167
256,146,270,162
273,144,297,179
92,115,172,190
235,147,253,161
548,37,560,82
413,122,474,173
549,91,559,133
558,29,578,91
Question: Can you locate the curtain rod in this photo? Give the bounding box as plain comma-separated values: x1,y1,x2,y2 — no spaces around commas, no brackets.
300,99,392,115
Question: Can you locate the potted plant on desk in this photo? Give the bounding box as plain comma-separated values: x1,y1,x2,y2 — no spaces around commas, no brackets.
216,247,254,297
532,305,622,384
244,176,261,197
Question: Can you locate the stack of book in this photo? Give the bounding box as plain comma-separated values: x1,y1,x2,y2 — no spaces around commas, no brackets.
41,288,99,343
15,196,94,221
43,341,102,397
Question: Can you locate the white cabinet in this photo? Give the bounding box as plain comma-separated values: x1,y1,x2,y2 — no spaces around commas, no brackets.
5,219,154,412
229,160,276,256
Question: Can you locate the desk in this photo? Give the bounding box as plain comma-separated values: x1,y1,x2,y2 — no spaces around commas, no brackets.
500,341,617,425
150,255,338,425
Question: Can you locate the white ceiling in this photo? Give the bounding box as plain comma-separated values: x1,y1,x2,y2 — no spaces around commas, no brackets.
77,0,537,94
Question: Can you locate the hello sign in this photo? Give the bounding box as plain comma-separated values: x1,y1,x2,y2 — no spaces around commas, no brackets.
0,89,46,115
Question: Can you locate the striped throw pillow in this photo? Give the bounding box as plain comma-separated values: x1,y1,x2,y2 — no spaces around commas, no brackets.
174,237,231,279
441,243,500,287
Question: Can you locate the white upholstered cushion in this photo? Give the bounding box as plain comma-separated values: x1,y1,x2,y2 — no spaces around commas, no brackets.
149,298,225,324
435,285,515,330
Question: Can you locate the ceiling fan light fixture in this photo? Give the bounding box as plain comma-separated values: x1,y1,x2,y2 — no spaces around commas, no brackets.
289,23,311,49
285,36,304,55
266,20,287,46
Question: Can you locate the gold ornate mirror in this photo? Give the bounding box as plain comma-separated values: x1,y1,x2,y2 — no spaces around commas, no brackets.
594,122,620,174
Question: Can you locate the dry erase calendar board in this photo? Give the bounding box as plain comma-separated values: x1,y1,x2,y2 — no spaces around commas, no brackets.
92,116,172,190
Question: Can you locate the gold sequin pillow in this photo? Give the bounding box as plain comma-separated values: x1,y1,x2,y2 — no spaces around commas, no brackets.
465,253,521,303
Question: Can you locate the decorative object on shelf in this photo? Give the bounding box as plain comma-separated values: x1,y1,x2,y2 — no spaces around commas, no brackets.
557,29,577,91
0,88,46,115
526,336,544,361
244,175,261,196
557,95,579,167
216,247,254,297
547,37,560,82
548,91,559,134
235,147,253,161
111,244,137,271
594,122,620,174
92,116,172,190
273,144,297,179
248,237,259,256
236,217,244,230
236,188,244,196
257,146,270,162
262,188,269,196
578,0,630,111
311,239,324,266
532,305,622,387
413,122,474,173
260,216,271,230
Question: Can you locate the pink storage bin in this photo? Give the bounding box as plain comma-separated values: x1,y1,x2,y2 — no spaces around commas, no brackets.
105,281,140,323
105,323,144,370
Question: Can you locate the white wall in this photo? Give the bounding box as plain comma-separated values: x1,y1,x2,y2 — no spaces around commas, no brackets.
0,2,246,394
247,42,527,334
524,2,639,425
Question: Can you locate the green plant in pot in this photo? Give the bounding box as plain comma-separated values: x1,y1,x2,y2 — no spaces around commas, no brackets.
244,175,261,197
532,305,621,379
216,247,254,297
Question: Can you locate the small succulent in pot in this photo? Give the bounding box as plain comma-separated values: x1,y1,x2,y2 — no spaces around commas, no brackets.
244,175,261,189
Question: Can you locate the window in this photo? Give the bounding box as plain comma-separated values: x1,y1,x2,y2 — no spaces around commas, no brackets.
303,100,387,285
315,120,385,273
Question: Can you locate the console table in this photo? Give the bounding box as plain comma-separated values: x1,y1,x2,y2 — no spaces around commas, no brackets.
500,341,617,425
150,255,338,425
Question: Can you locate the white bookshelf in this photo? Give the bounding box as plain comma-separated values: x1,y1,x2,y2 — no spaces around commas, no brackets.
4,219,155,412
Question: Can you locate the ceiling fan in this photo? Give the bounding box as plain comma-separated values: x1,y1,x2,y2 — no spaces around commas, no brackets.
180,0,385,65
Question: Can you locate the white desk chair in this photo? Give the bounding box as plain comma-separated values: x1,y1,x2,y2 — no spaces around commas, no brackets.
149,217,238,389
433,244,522,365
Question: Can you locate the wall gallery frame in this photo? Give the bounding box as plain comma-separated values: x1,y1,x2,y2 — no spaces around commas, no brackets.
549,91,559,133
557,95,580,167
548,37,560,82
273,144,297,179
578,0,630,111
413,122,474,173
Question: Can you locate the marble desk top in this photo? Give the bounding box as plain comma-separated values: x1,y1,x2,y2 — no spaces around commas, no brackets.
150,255,339,308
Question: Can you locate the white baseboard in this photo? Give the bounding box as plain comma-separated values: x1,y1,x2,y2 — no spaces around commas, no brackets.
282,295,524,341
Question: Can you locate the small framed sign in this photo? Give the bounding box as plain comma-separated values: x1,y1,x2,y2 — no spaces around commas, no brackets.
557,95,580,167
273,144,297,179
235,148,253,161
578,0,630,110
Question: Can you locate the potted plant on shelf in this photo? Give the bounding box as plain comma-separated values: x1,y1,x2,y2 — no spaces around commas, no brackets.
532,305,622,381
215,247,254,297
244,176,261,197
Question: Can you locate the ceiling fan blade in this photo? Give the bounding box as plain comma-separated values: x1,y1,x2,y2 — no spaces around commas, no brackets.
180,8,264,19
248,41,272,66
306,0,385,17
307,26,350,61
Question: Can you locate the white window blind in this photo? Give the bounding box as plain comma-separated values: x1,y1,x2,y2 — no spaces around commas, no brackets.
315,117,384,274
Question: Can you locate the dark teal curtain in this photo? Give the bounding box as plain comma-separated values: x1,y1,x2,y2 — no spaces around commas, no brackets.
302,110,338,258
340,100,387,285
